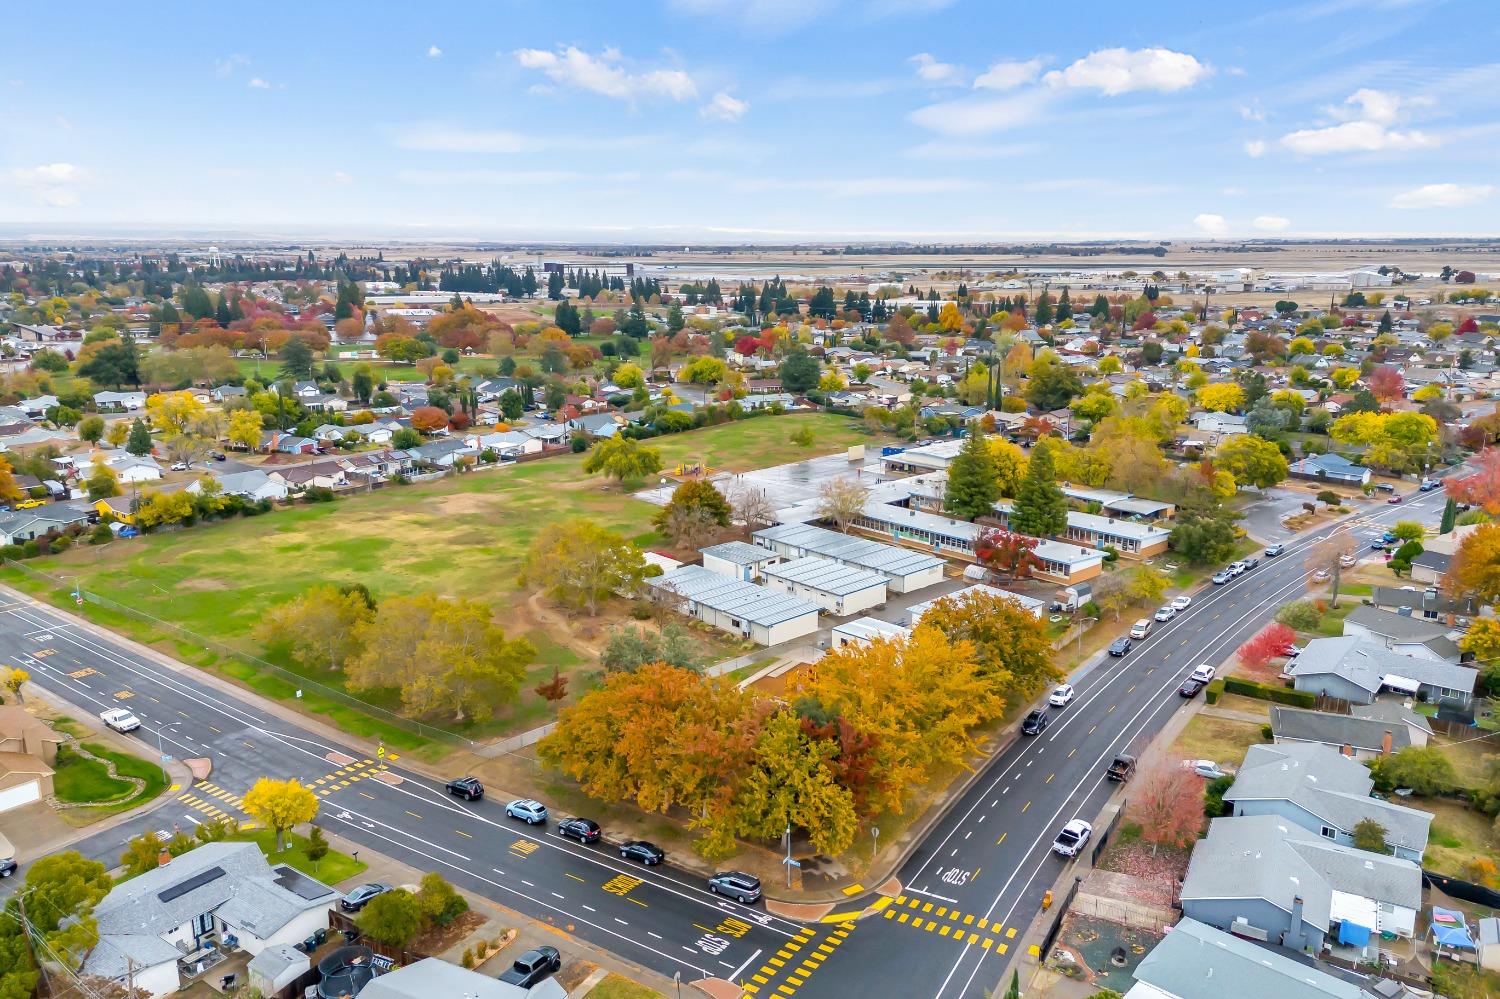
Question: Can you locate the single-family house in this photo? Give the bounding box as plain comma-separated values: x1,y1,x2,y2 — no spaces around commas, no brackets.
1341,605,1462,662
1222,742,1432,862
263,434,319,456
1267,703,1429,760
0,749,54,813
406,438,479,469
267,461,348,492
1194,412,1249,437
569,412,623,439
93,390,147,412
1181,814,1422,951
1407,548,1451,586
1287,635,1476,708
1288,453,1372,487
1370,585,1477,620
520,423,570,447
0,507,92,546
338,448,414,483
187,469,289,503
81,841,337,999
0,706,65,764
210,386,247,404
467,430,543,460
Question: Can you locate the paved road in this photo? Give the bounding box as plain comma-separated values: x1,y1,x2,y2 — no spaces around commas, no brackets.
1,475,1457,999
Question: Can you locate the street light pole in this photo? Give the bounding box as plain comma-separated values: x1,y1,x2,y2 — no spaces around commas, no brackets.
158,720,182,763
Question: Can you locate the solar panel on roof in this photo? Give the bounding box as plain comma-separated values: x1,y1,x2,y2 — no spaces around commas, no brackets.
273,865,334,901
157,865,226,903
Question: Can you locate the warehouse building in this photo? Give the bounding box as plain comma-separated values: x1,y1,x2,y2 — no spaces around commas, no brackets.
648,565,820,646
761,556,889,616
751,522,947,593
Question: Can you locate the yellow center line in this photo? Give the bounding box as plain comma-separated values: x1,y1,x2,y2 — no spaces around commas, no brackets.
1045,773,1054,783
996,832,1006,845
1021,801,1031,813
455,829,472,838
1127,683,1136,693
564,873,585,882
629,897,648,907
406,810,421,819
207,725,221,733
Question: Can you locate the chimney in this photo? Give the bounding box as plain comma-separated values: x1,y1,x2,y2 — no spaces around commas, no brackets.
1382,729,1393,756
1341,743,1353,757
158,850,172,867
1288,895,1306,948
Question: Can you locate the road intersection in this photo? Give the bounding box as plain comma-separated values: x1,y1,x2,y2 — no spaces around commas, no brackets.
0,479,1454,998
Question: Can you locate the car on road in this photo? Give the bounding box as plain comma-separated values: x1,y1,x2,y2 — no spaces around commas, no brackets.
1190,663,1216,683
169,462,189,471
1178,678,1204,698
1021,709,1049,736
1227,561,1247,577
445,776,483,800
0,856,16,878
1265,543,1285,557
1132,618,1154,638
1189,760,1229,779
1048,684,1075,707
1387,494,1404,504
708,871,763,903
1420,479,1439,492
499,946,562,988
1312,568,1331,582
620,840,665,866
1052,819,1093,857
1153,606,1174,623
339,883,392,912
99,708,141,733
1171,595,1192,612
1243,555,1260,570
505,799,548,825
1105,754,1136,782
1107,637,1132,657
1339,553,1357,568
557,817,602,843
1211,570,1232,585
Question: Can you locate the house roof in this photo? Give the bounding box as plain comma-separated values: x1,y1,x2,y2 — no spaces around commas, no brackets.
1132,918,1374,999
0,706,64,745
1343,605,1455,644
356,957,564,999
752,522,946,579
1289,636,1477,696
1269,705,1412,754
700,541,780,566
1223,743,1432,852
1350,700,1433,735
1370,586,1476,616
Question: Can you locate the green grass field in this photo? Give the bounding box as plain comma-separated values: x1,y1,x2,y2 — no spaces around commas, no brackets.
52,741,168,818
230,827,367,885
4,414,876,751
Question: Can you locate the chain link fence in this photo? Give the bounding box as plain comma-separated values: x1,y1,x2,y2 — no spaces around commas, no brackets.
1,556,474,749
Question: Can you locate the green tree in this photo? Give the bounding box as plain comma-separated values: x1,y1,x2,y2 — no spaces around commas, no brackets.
1391,521,1426,542
279,336,315,380
601,623,700,672
1170,501,1240,565
582,435,663,484
779,351,821,393
653,479,732,532
253,584,375,671
351,367,374,404
944,424,1000,521
304,825,330,870
728,711,857,857
499,389,524,421
356,889,424,947
19,851,113,969
1370,746,1455,796
1440,496,1457,535
77,415,106,444
523,518,650,616
86,460,121,501
1009,438,1067,538
1214,435,1289,489
125,418,152,456
416,871,469,926
1204,774,1234,818
1276,601,1321,631
1024,353,1084,411
1351,818,1388,853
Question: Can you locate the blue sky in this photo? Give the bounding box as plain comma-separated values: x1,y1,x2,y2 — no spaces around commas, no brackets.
2,0,1498,240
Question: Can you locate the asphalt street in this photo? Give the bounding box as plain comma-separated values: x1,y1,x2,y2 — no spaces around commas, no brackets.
0,474,1459,999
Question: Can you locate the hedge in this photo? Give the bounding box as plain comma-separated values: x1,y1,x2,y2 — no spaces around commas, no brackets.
1204,678,1226,705
1223,676,1316,708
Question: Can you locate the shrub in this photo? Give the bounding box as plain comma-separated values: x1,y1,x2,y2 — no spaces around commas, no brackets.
1204,677,1225,704
1204,774,1234,818
21,540,39,558
629,601,654,621
50,535,73,552
89,523,114,545
302,486,336,504
1223,676,1315,707
1260,723,1273,740
1276,600,1321,631
461,948,475,969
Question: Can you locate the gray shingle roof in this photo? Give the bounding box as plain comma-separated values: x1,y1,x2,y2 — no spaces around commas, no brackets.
1343,605,1454,643
1289,636,1476,696
1133,918,1374,999
1269,706,1412,755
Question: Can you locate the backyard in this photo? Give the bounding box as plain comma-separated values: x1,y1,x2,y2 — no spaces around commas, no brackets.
1,414,878,754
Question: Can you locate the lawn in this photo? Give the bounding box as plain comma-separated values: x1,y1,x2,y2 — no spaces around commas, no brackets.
1168,715,1268,767
587,975,663,999
1433,732,1500,793
4,414,877,751
229,827,367,885
1421,797,1497,875
52,741,168,820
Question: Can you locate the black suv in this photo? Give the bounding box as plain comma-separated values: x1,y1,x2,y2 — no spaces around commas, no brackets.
558,817,601,843
620,840,665,866
708,871,762,903
1107,637,1132,657
445,776,483,800
499,946,562,988
1021,709,1049,736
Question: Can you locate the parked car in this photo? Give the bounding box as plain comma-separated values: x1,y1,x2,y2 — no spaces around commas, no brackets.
1227,561,1247,577
1107,637,1133,657
445,776,483,800
1132,619,1154,638
1339,553,1357,568
1021,709,1049,736
1052,819,1093,857
1105,754,1136,782
1211,571,1232,585
169,462,189,471
1190,663,1216,683
708,871,762,903
1178,678,1204,698
0,856,16,878
1170,595,1192,612
1153,605,1174,623
1189,760,1228,779
505,799,549,825
1264,543,1285,557
339,883,392,912
1243,555,1260,569
1048,684,1075,708
1420,479,1439,492
557,817,601,843
1312,568,1331,582
499,946,562,988
620,841,665,866
99,709,141,733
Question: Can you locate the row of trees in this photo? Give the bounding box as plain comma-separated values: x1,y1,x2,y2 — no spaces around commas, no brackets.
540,591,1055,858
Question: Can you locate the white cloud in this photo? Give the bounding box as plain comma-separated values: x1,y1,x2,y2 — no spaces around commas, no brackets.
427,45,442,58
1238,104,1265,122
6,163,87,207
215,54,248,78
332,171,353,185
393,125,649,154
1193,213,1228,235
909,90,1049,136
909,53,965,86
1390,182,1493,209
973,58,1044,91
247,77,270,90
1253,215,1291,230
1243,139,1267,157
733,176,979,197
1043,47,1210,95
1331,87,1421,125
514,46,697,102
700,91,749,121
1280,119,1430,154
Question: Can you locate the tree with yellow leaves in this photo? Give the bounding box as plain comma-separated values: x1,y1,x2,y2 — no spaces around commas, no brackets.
242,778,319,851
144,390,206,436
937,301,964,332
2,666,28,703
1195,382,1246,413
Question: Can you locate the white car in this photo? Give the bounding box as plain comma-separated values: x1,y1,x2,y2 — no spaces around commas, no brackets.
1052,819,1093,857
1049,684,1075,707
1227,561,1247,577
1153,606,1175,623
1189,760,1229,780
99,708,141,733
1170,595,1192,612
1190,663,1216,683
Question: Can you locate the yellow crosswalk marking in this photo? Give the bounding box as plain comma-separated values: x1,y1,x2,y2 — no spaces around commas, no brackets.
939,925,951,937
1006,927,1017,939
963,914,974,926
982,939,993,950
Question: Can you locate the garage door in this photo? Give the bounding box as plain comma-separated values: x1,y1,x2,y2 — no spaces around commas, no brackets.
0,780,40,813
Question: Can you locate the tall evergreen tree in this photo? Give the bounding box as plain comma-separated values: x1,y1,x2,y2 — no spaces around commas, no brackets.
944,424,1000,521
1009,438,1067,538
125,418,153,457
280,336,315,380
1440,496,1457,535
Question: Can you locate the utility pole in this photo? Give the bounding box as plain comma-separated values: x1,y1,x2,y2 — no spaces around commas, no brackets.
17,894,46,995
